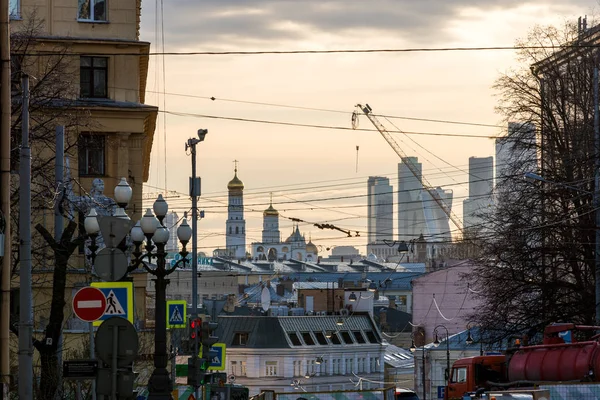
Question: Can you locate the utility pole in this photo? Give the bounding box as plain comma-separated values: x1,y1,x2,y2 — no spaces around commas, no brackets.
594,66,600,326
18,74,33,399
185,128,207,399
0,0,11,394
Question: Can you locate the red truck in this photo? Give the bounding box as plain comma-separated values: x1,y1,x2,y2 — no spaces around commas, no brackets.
446,323,600,400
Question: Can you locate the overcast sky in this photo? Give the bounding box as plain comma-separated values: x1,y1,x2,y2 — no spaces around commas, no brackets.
138,0,594,255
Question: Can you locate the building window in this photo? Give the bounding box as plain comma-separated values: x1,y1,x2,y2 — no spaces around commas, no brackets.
78,0,106,21
319,360,328,375
352,331,366,344
9,0,19,18
332,359,340,375
365,331,379,344
345,358,353,374
232,332,248,346
265,361,277,377
240,361,246,376
78,134,105,176
80,56,108,98
306,360,316,376
293,360,302,377
230,361,237,375
371,357,379,372
288,332,302,346
340,331,354,344
314,331,328,345
358,357,365,373
302,332,315,345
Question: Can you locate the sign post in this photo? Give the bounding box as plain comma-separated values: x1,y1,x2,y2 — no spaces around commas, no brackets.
72,287,107,322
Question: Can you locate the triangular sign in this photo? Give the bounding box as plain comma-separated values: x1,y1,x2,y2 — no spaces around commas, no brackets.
104,290,126,315
98,216,135,248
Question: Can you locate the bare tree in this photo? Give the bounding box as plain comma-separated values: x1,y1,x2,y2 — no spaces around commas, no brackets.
8,11,93,398
468,19,599,341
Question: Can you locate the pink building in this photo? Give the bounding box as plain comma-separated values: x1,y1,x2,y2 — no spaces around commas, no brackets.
411,260,482,342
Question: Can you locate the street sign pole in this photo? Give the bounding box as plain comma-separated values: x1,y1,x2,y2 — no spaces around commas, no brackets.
111,323,118,399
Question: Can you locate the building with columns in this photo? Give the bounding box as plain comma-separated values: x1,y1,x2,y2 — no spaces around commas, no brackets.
225,165,247,259
216,314,385,395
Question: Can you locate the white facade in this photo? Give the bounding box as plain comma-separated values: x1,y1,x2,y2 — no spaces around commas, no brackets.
495,122,537,189
397,157,452,242
219,315,386,396
164,211,179,253
398,157,424,242
226,167,247,259
367,176,394,245
462,156,493,234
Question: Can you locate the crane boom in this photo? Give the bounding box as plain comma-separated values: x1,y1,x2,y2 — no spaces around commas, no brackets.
354,103,463,236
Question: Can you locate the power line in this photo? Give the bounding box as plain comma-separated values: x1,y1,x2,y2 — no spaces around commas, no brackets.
163,110,498,139
138,90,502,129
18,44,600,57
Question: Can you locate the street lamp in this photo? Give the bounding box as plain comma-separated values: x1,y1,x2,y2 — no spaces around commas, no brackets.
466,322,483,356
410,330,426,400
84,183,192,399
433,325,450,387
525,170,600,325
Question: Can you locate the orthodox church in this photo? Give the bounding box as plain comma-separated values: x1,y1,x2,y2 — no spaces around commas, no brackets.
250,197,319,262
223,164,319,261
225,164,246,259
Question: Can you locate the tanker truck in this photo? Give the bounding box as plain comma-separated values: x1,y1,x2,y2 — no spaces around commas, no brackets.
445,323,600,400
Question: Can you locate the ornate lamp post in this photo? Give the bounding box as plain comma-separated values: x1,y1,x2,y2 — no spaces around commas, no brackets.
84,185,192,400
410,331,426,400
466,322,483,356
433,325,450,387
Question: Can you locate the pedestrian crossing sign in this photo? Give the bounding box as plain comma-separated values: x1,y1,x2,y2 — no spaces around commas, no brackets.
91,281,134,327
167,300,187,328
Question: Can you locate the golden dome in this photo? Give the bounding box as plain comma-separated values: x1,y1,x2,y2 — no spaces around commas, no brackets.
306,240,318,254
264,203,278,217
227,170,244,190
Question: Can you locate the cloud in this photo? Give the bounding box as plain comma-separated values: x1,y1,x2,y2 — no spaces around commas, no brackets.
140,0,586,49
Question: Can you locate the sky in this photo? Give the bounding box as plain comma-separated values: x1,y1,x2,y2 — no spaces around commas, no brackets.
137,0,595,256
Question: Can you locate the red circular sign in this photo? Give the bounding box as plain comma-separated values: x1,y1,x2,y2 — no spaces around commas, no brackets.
72,287,107,322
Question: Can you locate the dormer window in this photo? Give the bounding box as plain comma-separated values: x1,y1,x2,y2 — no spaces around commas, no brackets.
78,0,106,22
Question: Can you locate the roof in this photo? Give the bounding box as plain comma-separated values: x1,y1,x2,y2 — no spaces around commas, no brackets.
384,344,414,369
215,314,383,349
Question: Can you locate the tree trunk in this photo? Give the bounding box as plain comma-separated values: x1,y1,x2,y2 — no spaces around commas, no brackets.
35,221,82,399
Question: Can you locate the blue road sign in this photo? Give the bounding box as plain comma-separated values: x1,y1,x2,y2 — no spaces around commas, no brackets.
91,281,133,326
166,300,187,329
199,343,226,370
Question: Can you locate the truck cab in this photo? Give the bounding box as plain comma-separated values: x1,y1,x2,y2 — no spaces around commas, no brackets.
446,355,506,400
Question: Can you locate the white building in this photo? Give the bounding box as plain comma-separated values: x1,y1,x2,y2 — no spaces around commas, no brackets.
251,200,319,262
462,156,493,234
398,157,453,243
495,122,537,190
367,176,394,246
225,165,247,259
217,314,386,395
163,211,180,253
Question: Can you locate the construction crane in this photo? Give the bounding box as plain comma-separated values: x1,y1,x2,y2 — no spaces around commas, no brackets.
353,103,463,237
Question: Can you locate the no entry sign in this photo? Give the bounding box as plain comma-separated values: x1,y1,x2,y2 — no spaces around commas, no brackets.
73,287,107,322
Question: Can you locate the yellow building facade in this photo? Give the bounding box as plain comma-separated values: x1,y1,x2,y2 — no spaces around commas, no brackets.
7,0,157,392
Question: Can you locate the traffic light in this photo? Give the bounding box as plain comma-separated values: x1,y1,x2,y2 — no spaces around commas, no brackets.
189,318,201,354
187,357,210,387
201,320,218,353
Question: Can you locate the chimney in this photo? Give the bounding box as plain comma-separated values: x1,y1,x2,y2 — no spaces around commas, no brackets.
379,309,388,330
389,296,397,309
